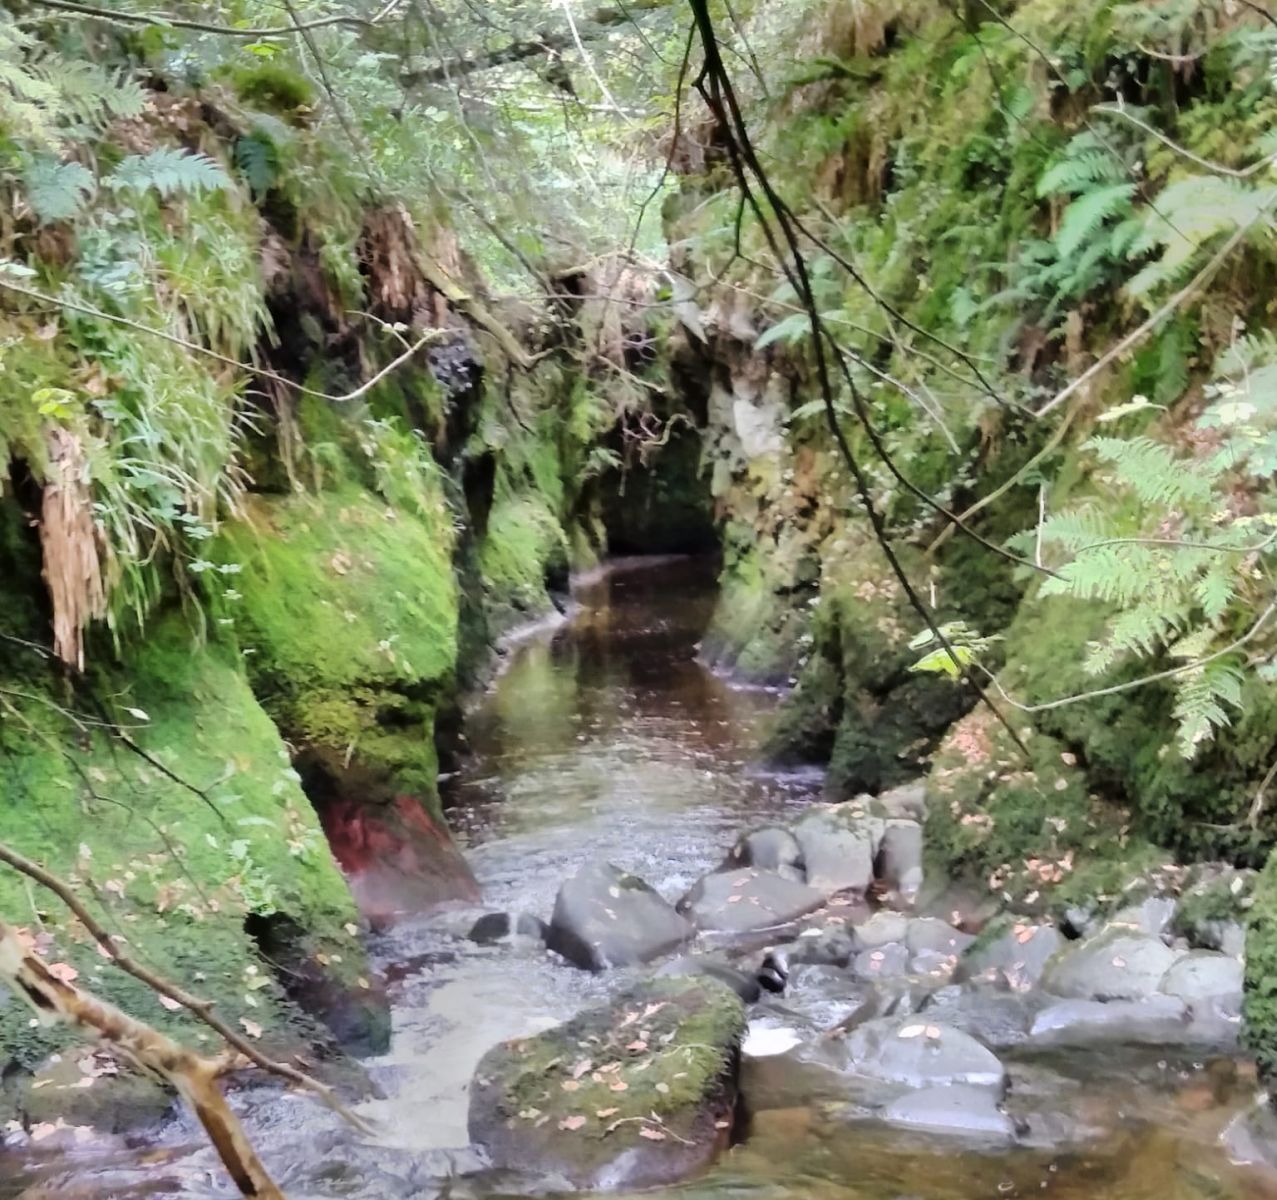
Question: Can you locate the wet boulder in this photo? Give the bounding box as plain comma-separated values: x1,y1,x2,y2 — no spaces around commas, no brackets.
678,868,825,935
724,827,805,882
875,819,925,903
905,918,974,958
852,911,910,949
957,919,1063,991
1160,950,1243,1006
468,911,549,947
792,806,881,895
882,1083,1016,1141
788,921,856,967
1029,996,1190,1046
920,983,1041,1049
839,1017,1006,1090
547,861,693,971
1108,895,1178,938
1040,927,1181,1001
469,976,745,1191
852,942,911,980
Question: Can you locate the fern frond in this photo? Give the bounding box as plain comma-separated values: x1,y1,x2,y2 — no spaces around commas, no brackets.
1193,558,1238,622
1172,657,1244,757
1086,435,1215,508
22,156,95,222
1037,149,1127,197
1055,183,1136,261
108,148,231,198
233,133,279,198
1035,506,1119,551
1086,601,1188,675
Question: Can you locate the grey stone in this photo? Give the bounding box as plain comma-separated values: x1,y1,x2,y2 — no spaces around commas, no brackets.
853,911,910,949
876,782,927,822
853,942,911,980
877,819,924,903
1029,996,1190,1046
905,918,975,957
841,1017,1006,1090
789,922,856,967
678,868,826,934
724,826,806,882
1041,927,1182,1000
547,861,693,971
920,984,1040,1049
792,807,881,895
882,1083,1016,1141
958,920,1064,990
910,950,958,980
1160,950,1244,1005
1108,895,1178,938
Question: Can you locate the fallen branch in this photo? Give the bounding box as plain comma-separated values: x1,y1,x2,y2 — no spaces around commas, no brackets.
0,841,374,1137
0,919,283,1199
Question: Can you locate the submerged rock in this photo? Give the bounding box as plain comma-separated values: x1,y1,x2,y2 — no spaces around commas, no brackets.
882,1083,1016,1141
468,911,549,946
838,1017,1007,1090
852,911,910,949
1029,996,1191,1046
678,868,825,934
724,827,806,881
468,976,745,1190
1040,927,1181,1001
547,861,693,971
788,921,856,967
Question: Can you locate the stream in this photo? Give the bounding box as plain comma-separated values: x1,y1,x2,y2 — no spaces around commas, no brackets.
4,557,1275,1199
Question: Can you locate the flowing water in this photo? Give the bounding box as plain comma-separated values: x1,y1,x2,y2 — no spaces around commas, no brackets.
4,558,1276,1199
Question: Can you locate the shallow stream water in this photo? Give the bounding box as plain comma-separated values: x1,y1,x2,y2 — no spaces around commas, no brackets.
4,558,1275,1199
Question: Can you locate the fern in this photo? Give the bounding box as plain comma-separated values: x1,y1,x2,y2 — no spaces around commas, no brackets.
234,133,279,198
1172,658,1244,758
1055,183,1137,260
107,148,232,198
1086,435,1216,508
22,156,95,222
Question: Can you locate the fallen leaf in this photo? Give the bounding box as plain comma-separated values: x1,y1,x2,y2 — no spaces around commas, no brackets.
897,1024,926,1039
571,1058,593,1079
561,1079,581,1092
610,1080,629,1092
596,1107,619,1118
47,962,78,984
558,1115,587,1132
158,995,182,1011
639,1127,666,1141
239,1018,263,1039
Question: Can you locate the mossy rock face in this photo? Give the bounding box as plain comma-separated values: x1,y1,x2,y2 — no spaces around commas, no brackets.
924,706,1162,916
0,613,384,1121
469,976,746,1190
218,484,458,809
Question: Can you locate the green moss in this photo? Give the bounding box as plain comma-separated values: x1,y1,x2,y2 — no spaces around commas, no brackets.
0,613,381,1082
471,975,745,1179
1245,853,1277,1077
217,484,458,806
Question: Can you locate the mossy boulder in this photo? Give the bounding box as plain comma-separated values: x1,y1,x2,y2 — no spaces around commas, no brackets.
0,613,384,1125
468,976,745,1190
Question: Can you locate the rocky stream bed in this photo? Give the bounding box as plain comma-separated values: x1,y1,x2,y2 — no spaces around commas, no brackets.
3,558,1275,1199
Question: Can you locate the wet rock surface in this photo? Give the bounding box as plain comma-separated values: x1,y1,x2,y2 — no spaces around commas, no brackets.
678,868,826,934
546,860,694,971
468,976,745,1190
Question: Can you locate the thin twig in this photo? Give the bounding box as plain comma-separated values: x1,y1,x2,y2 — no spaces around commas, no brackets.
21,0,402,37
0,840,376,1137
